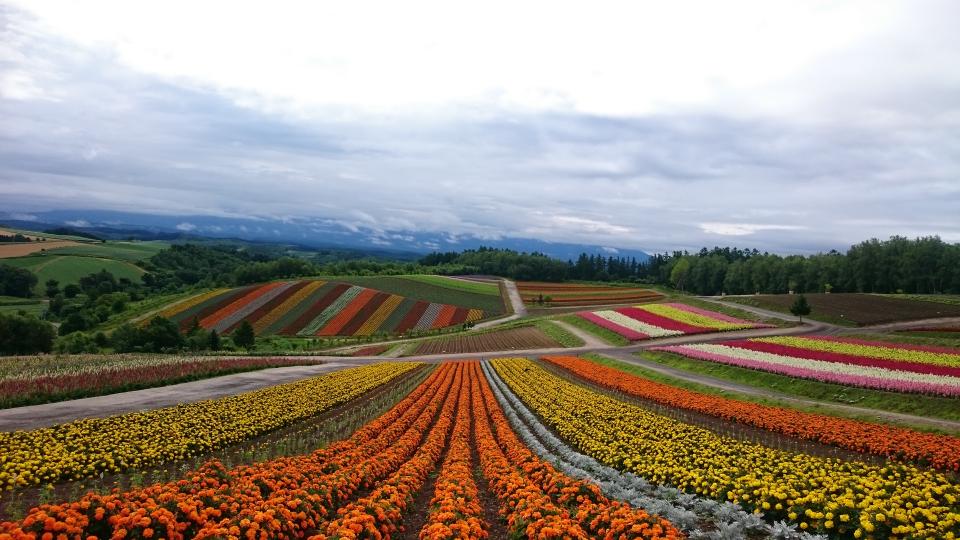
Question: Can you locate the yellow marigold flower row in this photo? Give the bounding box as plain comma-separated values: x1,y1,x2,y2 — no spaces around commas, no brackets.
759,336,960,367
0,362,419,490
491,357,960,539
156,288,231,319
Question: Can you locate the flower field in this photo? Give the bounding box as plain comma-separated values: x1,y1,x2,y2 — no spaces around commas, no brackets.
517,281,663,307
577,302,771,341
411,326,561,355
493,357,960,538
0,362,417,489
543,355,960,471
0,361,680,540
652,335,960,395
160,279,486,337
0,355,325,408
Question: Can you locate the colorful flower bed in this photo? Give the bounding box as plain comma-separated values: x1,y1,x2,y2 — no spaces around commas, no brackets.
162,279,487,337
0,362,417,488
543,355,960,471
493,357,960,538
576,302,770,341
0,354,325,408
653,335,960,395
517,282,663,307
0,362,679,540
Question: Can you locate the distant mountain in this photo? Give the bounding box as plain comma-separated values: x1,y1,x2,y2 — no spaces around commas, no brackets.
3,210,651,262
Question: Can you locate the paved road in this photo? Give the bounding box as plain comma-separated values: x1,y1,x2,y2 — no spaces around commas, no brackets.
0,362,356,431
599,349,960,433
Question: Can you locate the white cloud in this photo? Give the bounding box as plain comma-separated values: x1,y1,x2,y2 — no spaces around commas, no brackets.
699,223,807,236
65,219,89,227
175,222,196,231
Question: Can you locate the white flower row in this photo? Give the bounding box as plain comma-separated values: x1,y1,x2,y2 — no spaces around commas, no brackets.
481,361,825,540
297,286,364,335
593,310,683,337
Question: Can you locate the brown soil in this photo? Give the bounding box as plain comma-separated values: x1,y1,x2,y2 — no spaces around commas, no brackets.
731,293,960,325
0,240,83,258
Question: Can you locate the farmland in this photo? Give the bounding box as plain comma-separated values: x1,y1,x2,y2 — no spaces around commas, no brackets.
161,279,489,337
724,293,960,326
518,281,663,307
321,275,506,314
0,255,146,292
576,301,771,341
0,354,326,408
0,362,683,539
410,326,561,355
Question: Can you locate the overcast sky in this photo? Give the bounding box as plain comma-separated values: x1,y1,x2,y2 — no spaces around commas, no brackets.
1,1,958,253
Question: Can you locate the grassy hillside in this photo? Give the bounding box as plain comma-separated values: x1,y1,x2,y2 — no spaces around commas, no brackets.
43,241,168,261
1,255,146,292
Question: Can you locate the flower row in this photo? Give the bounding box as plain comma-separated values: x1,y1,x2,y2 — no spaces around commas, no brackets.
758,336,960,367
0,361,455,540
492,357,960,538
654,342,960,395
543,355,960,471
0,362,418,489
577,302,769,341
0,355,324,409
163,279,485,337
472,361,680,539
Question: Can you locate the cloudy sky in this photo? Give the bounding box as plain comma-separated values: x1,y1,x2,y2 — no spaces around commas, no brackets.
1,1,958,253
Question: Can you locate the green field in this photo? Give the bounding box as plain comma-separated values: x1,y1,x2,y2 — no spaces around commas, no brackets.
1,255,146,292
0,296,45,317
44,241,168,261
400,274,501,296
319,275,506,313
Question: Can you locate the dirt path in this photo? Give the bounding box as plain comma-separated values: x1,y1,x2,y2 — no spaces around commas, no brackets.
549,319,608,348
0,362,356,431
471,279,527,330
597,350,960,433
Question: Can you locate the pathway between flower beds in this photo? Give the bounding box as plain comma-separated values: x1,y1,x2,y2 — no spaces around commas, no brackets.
0,362,356,431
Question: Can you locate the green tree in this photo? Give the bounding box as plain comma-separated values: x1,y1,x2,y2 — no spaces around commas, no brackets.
63,284,81,298
140,316,185,352
208,329,221,351
45,279,60,298
233,320,255,350
670,258,691,292
790,294,812,323
0,265,37,297
0,312,55,354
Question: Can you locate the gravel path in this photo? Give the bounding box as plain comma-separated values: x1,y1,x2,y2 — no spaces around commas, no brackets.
0,362,356,431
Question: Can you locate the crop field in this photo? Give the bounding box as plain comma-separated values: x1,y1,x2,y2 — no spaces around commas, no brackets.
724,293,960,325
161,279,488,336
576,302,771,341
652,335,960,396
494,357,960,538
322,275,506,314
410,326,561,355
42,241,168,261
0,255,146,291
0,354,326,408
401,274,501,295
0,362,683,539
517,281,663,307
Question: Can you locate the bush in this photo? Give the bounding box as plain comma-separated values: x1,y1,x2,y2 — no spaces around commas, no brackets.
0,312,55,355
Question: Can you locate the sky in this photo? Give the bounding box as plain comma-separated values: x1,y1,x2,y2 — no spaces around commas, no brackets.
1,0,958,254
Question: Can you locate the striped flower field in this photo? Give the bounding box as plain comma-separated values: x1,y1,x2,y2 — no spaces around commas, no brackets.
161,279,486,337
576,302,771,341
653,336,960,395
